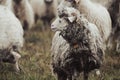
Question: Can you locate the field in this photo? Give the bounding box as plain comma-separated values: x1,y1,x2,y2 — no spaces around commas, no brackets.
0,21,119,80
0,0,120,80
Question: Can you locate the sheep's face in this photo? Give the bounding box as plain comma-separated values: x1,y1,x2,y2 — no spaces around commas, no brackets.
2,53,15,63
0,49,15,63
51,17,68,31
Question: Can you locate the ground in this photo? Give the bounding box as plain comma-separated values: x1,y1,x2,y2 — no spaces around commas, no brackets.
0,20,119,80
0,0,120,80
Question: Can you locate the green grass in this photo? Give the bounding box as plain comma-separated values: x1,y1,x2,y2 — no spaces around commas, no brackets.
0,22,119,80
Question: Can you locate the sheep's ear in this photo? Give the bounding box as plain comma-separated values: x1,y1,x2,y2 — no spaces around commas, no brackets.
68,16,76,23
67,12,77,22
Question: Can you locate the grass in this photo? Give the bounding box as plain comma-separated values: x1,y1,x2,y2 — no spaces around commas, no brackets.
0,21,119,80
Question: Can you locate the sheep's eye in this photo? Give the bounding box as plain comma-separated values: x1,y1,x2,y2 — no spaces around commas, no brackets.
59,20,62,23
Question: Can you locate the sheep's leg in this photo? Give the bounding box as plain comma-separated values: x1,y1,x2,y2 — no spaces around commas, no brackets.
116,42,120,52
14,61,20,71
23,20,29,30
83,71,89,80
11,51,21,72
35,14,39,24
57,72,67,80
43,20,49,30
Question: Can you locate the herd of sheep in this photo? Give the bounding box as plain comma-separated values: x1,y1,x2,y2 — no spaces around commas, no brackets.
0,0,119,80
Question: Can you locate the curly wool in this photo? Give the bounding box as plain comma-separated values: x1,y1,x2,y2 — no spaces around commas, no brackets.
52,19,104,79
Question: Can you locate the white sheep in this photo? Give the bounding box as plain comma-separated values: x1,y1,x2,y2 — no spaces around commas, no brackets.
12,0,35,30
0,5,24,71
51,7,104,80
57,0,112,46
30,0,58,28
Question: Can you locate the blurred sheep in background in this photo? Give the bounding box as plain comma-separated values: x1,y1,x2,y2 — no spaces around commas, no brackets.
107,0,120,53
30,0,58,29
91,0,120,53
0,5,24,72
0,0,35,30
12,0,35,30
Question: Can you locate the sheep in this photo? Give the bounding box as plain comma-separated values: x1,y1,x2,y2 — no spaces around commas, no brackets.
57,0,112,47
12,0,35,30
107,0,120,53
51,7,104,80
0,5,24,71
30,0,58,29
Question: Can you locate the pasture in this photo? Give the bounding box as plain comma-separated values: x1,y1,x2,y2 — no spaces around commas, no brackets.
0,21,119,80
0,0,119,80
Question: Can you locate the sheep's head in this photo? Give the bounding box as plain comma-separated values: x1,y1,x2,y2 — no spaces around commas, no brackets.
51,17,68,31
51,6,90,49
0,47,15,63
0,45,21,64
57,0,80,14
51,7,80,31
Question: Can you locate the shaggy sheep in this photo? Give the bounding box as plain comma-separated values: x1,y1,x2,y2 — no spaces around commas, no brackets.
12,0,35,30
51,7,104,80
107,0,120,52
0,5,24,71
57,0,112,46
30,0,58,28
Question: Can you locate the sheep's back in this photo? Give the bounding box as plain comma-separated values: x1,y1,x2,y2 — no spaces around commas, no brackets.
30,0,58,18
78,1,112,42
0,5,24,49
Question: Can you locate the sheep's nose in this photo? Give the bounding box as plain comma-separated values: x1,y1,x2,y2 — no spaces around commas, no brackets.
51,24,55,29
51,25,57,31
51,24,54,28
